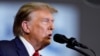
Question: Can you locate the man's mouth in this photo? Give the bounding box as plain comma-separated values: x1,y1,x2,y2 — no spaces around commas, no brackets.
47,34,52,39
48,34,52,37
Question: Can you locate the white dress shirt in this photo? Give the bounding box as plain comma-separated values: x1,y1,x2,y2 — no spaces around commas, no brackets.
19,36,35,56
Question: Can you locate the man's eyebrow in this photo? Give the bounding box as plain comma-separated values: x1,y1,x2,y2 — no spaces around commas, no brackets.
42,18,54,22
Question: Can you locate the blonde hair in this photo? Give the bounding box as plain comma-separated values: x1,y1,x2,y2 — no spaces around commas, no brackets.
13,2,57,36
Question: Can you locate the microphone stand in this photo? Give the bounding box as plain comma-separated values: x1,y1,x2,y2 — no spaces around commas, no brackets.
66,44,90,56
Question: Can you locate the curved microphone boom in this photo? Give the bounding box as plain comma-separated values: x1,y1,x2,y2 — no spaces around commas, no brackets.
53,34,96,56
53,34,88,49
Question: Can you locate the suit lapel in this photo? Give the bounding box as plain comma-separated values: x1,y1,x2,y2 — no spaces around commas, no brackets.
13,37,29,56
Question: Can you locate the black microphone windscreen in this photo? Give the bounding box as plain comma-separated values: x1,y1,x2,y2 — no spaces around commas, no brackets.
53,34,68,44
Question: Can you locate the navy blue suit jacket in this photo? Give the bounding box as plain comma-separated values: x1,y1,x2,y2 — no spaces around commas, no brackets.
0,37,29,56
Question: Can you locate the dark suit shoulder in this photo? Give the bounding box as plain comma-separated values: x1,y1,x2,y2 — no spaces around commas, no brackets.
0,37,29,56
0,40,15,51
0,40,13,47
0,40,18,56
0,40,11,43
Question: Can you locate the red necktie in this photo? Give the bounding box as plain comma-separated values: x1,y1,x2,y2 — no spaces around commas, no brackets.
33,50,39,56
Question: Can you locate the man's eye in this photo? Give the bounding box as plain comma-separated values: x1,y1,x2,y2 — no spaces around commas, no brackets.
51,19,54,23
43,18,49,22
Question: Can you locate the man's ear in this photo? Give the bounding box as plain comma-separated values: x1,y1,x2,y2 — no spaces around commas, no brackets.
21,21,30,34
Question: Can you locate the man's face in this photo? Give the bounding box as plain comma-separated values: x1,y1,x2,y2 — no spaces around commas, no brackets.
28,10,54,47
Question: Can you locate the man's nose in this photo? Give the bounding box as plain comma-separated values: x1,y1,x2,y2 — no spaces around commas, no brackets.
49,23,54,30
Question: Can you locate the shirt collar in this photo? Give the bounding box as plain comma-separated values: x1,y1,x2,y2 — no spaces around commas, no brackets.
19,36,35,56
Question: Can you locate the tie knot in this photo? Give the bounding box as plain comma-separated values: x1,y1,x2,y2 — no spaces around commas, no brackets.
33,50,39,56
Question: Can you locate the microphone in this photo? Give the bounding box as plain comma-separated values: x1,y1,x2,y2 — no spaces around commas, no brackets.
53,34,88,49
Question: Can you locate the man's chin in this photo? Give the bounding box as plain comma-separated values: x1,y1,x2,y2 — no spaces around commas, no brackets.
43,39,51,46
45,39,51,45
39,40,50,50
40,37,51,49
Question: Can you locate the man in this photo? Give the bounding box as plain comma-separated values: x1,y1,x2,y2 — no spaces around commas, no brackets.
0,2,57,56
